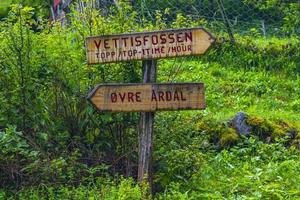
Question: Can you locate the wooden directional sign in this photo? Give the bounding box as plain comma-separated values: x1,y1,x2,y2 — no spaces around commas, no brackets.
87,83,205,112
86,27,214,64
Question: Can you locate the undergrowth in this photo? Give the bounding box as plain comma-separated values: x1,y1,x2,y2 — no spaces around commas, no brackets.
0,3,300,200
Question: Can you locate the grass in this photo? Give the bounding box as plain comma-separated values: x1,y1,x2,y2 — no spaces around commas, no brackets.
1,11,300,198
157,39,300,122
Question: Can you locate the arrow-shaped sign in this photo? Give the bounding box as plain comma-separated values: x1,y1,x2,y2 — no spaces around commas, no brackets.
87,83,205,112
86,27,215,64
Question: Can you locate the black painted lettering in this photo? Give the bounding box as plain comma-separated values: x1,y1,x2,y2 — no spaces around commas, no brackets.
128,92,134,102
135,36,142,46
160,34,167,44
130,37,134,46
104,39,110,49
94,40,101,50
154,47,160,54
152,35,158,45
136,92,141,102
185,31,193,42
143,35,149,45
168,33,175,43
111,93,117,103
158,91,165,101
119,93,126,102
166,91,172,101
121,37,128,47
174,91,180,101
128,50,133,57
171,46,176,52
177,32,183,42
112,38,118,48
151,90,158,101
180,92,187,101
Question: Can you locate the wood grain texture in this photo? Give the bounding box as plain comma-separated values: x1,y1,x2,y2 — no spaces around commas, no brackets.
138,60,156,196
87,83,205,112
86,27,214,64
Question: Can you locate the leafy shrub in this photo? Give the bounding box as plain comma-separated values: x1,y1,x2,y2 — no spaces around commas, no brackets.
0,126,39,188
4,178,148,200
158,137,300,199
0,2,300,200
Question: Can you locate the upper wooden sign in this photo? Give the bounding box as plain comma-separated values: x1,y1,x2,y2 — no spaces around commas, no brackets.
85,27,214,64
87,83,205,112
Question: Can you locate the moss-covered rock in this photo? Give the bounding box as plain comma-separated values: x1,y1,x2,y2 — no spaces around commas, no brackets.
195,113,300,149
246,116,273,137
244,114,300,147
230,112,251,136
219,128,239,147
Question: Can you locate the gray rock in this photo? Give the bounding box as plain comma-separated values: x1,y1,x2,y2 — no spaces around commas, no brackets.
230,112,251,136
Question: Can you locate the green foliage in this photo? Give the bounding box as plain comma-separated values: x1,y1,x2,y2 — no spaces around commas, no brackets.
158,137,300,199
219,128,239,147
157,37,300,122
0,0,12,18
282,3,300,35
2,178,149,200
0,2,300,199
0,126,39,187
0,0,49,19
244,0,300,34
0,3,145,188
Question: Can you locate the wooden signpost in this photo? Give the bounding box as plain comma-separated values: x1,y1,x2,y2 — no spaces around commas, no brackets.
85,27,214,195
86,27,214,64
87,83,205,112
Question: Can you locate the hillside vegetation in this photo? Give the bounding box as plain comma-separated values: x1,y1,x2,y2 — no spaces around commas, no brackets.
0,1,300,199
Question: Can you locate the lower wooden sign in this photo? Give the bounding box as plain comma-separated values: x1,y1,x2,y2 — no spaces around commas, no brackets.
87,83,205,112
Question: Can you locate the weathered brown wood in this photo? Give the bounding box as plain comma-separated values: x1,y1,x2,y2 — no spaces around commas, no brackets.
87,83,205,112
85,27,215,64
138,60,157,196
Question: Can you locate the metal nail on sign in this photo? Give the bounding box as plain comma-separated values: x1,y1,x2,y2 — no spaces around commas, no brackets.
87,83,205,112
85,27,215,64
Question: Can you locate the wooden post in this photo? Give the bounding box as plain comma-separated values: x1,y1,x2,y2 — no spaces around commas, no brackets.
138,59,157,194
85,27,214,196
